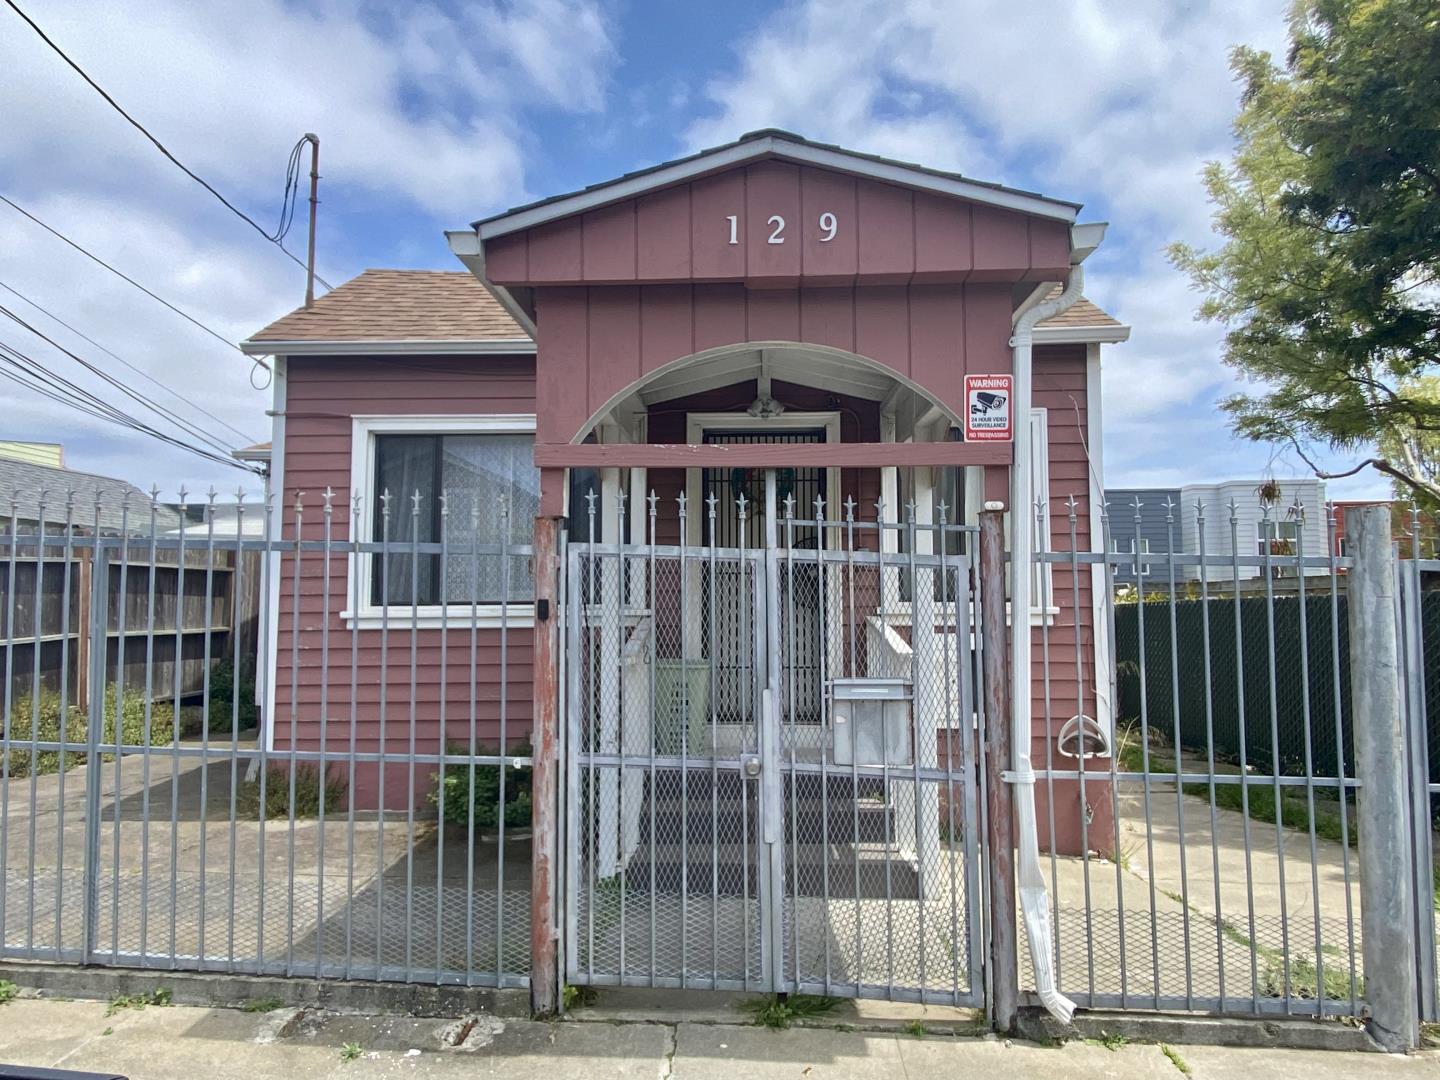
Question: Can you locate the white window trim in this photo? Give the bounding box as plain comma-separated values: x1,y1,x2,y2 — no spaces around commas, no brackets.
342,414,538,629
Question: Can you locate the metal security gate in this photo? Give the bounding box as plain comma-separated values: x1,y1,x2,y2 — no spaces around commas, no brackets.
564,475,986,1004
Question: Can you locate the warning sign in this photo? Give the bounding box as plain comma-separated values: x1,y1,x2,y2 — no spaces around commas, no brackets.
964,374,1013,442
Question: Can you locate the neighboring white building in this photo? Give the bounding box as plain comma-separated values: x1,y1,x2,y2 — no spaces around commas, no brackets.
1178,478,1328,581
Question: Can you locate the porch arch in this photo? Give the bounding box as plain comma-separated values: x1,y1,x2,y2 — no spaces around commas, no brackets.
570,340,963,446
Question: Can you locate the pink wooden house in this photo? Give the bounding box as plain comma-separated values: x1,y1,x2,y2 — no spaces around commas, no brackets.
242,130,1129,859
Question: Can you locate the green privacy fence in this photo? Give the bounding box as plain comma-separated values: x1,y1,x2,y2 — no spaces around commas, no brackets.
1115,591,1439,788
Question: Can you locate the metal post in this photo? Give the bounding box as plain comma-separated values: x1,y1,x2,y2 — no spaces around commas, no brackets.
303,133,320,309
979,509,1016,1031
530,514,562,1015
80,540,108,965
1346,505,1418,1051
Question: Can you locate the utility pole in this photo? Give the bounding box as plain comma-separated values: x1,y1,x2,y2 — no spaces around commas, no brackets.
303,133,320,309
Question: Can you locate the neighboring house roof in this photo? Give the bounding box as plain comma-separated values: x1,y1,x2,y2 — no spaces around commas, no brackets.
0,458,183,534
241,269,531,355
233,441,271,463
242,268,1124,352
473,128,1083,238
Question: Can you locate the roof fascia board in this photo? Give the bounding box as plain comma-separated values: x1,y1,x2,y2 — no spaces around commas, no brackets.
1033,324,1131,344
445,229,539,338
476,135,1078,240
239,338,536,357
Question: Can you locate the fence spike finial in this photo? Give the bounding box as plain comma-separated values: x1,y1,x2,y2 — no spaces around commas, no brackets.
936,498,949,527
677,489,688,517
1130,495,1142,522
706,489,718,519
813,491,825,522
843,494,856,524
782,491,794,519
380,488,393,520
1065,493,1078,522
177,484,189,507
646,489,658,515
411,488,422,518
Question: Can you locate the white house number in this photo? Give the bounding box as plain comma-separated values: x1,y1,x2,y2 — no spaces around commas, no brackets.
725,212,838,245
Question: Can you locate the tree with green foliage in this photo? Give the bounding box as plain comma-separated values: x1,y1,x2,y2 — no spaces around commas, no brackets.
1170,0,1440,506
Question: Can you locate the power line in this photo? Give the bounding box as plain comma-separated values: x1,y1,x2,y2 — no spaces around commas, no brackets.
0,192,270,372
0,303,243,460
0,279,258,446
3,0,332,291
0,337,258,472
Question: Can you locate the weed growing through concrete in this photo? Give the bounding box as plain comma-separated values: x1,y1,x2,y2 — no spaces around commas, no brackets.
1160,1044,1191,1075
562,984,597,1010
1090,1030,1129,1051
903,1020,925,1037
0,980,17,1005
340,1042,363,1062
739,994,841,1029
241,996,285,1013
105,988,171,1017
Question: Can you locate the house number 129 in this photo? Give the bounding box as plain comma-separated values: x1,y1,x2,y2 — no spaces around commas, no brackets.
725,213,838,245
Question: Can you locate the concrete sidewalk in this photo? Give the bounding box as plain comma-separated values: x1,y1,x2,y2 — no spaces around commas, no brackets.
0,996,1435,1080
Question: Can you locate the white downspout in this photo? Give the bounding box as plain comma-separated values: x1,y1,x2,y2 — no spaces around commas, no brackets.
1009,266,1084,1023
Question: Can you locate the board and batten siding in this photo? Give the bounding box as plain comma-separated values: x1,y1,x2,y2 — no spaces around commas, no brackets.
532,281,1014,445
275,354,538,808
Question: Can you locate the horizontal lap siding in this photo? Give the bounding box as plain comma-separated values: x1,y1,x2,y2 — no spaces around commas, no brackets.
276,356,538,808
1032,344,1111,854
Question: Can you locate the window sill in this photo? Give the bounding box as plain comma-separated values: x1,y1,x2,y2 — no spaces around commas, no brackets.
340,604,535,630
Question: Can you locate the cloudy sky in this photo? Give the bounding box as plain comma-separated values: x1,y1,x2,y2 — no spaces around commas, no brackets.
0,0,1391,504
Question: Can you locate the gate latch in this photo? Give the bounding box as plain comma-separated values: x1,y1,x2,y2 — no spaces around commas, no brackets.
742,755,761,778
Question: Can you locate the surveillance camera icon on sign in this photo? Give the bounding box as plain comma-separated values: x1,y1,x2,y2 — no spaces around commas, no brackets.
971,392,1006,416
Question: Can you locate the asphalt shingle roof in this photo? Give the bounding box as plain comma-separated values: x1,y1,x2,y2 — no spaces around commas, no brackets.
0,459,183,534
245,269,527,344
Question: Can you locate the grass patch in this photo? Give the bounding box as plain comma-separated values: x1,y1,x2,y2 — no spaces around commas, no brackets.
1258,952,1358,1002
240,996,285,1013
105,987,171,1016
0,980,17,1005
236,763,347,820
738,994,841,1029
340,1042,363,1062
1160,1043,1191,1075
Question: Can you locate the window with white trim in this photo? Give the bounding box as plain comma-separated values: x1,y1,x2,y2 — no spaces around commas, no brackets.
350,416,538,624
1111,536,1151,576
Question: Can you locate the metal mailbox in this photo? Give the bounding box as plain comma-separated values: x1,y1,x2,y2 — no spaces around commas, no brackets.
830,677,914,767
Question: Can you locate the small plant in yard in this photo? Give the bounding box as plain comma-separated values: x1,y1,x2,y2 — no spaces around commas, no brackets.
237,763,347,820
100,1027,113,1037
340,1042,363,1062
2,688,173,778
0,979,17,1005
241,996,285,1013
739,994,840,1029
1160,1044,1192,1076
903,1019,925,1037
105,987,171,1016
429,743,532,829
203,658,259,733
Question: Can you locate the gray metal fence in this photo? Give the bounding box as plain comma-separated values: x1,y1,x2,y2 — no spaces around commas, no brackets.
1029,496,1439,1024
565,484,986,1004
1,488,530,988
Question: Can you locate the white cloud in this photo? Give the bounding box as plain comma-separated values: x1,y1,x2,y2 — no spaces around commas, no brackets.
0,0,619,496
685,0,1330,491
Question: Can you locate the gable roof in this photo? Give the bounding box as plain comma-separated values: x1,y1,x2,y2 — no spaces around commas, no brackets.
241,269,532,355
474,129,1083,240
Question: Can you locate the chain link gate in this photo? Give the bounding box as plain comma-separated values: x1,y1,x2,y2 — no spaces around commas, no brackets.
563,475,986,1004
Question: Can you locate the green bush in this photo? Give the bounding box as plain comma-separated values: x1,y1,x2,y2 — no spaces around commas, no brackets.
2,687,174,778
204,659,258,733
429,743,532,829
237,762,347,820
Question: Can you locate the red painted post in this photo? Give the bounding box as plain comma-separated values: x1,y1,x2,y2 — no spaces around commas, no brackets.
530,514,562,1015
979,508,1017,1031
